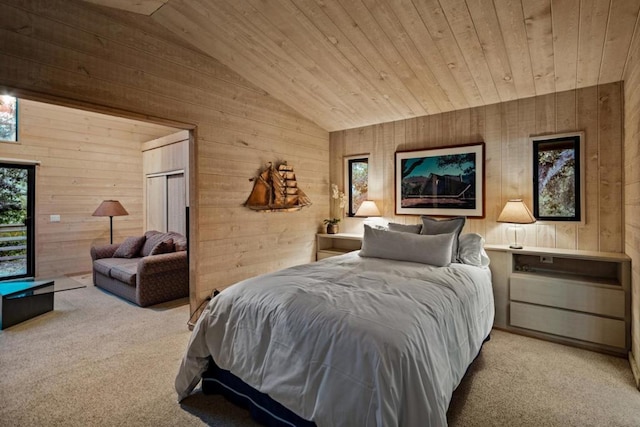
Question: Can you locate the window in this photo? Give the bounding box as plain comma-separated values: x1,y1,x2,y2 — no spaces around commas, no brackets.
0,95,18,142
532,132,584,222
344,155,369,216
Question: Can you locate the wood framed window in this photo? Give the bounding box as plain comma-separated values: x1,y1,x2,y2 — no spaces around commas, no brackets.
0,95,18,142
344,155,369,217
532,132,585,223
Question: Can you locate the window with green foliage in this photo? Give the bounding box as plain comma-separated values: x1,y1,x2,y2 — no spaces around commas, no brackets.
0,163,34,279
0,95,17,142
532,133,583,222
345,156,369,216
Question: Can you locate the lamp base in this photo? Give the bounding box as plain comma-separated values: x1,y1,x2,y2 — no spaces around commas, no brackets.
505,224,526,250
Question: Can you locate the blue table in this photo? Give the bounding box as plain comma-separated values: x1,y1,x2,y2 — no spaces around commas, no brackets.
0,279,86,330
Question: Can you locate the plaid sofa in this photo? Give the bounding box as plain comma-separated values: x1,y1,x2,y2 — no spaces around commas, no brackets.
90,231,188,307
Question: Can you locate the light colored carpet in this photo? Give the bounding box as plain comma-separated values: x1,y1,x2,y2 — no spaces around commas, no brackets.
1,274,639,426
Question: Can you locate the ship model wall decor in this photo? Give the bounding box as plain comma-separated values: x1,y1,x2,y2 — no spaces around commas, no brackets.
244,162,312,212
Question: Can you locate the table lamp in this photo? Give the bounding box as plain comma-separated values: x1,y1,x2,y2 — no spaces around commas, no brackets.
497,199,536,249
355,200,382,228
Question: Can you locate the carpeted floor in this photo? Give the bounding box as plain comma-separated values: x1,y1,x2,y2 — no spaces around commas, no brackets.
1,274,639,426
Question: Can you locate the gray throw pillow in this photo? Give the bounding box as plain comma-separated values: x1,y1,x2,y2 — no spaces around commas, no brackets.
113,236,145,258
140,232,168,257
150,238,174,255
420,216,466,263
387,222,423,234
359,225,454,267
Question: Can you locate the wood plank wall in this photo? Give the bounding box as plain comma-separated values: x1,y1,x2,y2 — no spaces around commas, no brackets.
623,29,640,385
0,0,330,305
331,83,624,253
0,99,177,277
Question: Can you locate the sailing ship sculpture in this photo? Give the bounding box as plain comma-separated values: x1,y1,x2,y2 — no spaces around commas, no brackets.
244,162,312,212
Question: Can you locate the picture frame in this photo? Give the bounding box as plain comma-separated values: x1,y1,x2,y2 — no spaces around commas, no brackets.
395,142,485,217
531,132,585,223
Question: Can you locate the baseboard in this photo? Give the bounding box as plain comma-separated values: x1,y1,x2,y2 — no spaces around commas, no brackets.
629,351,640,390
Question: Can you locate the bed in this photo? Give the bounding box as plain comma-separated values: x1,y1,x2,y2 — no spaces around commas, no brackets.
175,225,494,426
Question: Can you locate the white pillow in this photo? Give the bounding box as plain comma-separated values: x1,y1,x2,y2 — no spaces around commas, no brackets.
359,225,454,267
458,233,490,267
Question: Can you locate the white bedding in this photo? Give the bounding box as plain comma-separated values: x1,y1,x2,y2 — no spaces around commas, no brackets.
175,251,494,426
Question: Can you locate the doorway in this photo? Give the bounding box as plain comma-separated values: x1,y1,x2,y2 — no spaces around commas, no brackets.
0,163,35,280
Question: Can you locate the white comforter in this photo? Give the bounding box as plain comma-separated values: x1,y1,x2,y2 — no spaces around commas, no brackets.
175,252,494,426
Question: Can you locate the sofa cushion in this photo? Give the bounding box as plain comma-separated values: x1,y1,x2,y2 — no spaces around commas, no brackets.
150,238,174,255
109,262,138,286
113,236,146,258
144,230,162,239
167,232,187,252
93,257,140,277
140,232,167,257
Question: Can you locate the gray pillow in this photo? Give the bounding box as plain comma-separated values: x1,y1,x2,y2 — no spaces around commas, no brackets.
458,233,490,267
140,232,168,257
359,225,454,267
113,236,145,258
420,216,466,262
387,222,422,234
150,238,174,255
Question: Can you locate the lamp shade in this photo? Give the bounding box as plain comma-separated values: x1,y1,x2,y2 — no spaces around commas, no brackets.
497,199,535,224
93,200,128,244
92,200,128,217
354,200,381,217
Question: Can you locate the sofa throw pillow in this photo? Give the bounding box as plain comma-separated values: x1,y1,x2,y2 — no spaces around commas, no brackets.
166,231,188,252
420,216,466,263
359,225,454,267
387,222,423,234
150,238,174,256
113,236,146,258
140,232,168,257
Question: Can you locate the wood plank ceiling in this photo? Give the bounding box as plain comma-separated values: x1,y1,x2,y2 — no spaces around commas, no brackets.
84,0,640,132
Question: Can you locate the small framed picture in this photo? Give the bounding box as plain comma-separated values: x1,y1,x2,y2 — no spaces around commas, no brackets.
395,142,484,217
531,132,584,223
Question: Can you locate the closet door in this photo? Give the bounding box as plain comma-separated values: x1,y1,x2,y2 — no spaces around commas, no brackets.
167,173,186,235
147,175,167,232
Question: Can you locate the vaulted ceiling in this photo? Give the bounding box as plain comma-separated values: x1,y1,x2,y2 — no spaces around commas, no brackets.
83,0,640,131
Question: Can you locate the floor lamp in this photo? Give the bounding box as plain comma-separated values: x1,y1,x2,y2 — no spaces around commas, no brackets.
92,200,128,244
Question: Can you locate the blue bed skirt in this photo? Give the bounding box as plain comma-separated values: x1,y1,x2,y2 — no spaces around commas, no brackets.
202,357,316,427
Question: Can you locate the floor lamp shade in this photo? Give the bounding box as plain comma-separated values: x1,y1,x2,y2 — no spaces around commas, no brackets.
497,199,536,249
93,200,128,244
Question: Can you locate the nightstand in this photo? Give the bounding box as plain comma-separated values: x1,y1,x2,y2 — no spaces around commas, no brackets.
316,233,362,260
484,244,630,355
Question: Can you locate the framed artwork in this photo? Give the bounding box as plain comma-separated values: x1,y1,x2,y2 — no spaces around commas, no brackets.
0,95,17,142
395,142,484,217
532,132,584,222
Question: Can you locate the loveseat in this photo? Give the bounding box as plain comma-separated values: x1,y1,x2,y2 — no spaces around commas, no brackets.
90,230,188,307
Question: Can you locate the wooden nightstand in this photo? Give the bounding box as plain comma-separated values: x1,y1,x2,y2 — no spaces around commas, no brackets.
316,233,362,260
484,244,630,355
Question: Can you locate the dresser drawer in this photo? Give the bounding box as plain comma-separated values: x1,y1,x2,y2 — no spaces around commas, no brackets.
510,301,626,348
510,274,624,318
